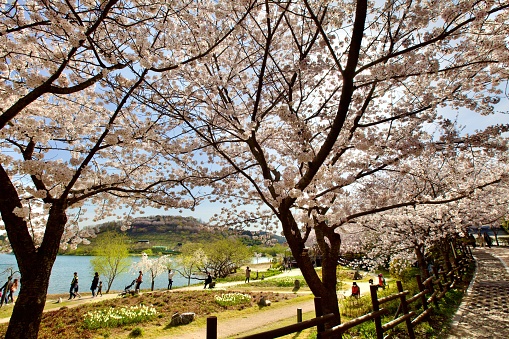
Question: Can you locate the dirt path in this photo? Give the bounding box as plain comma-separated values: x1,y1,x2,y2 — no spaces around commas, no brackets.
176,298,317,339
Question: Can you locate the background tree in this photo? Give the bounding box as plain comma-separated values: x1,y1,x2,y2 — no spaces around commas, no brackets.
202,238,252,277
90,231,130,293
147,0,509,321
344,144,509,274
0,1,256,337
132,253,171,291
173,243,207,286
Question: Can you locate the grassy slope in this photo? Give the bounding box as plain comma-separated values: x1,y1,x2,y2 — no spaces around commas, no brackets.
65,216,237,255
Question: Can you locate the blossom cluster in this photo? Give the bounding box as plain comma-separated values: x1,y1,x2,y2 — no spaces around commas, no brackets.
83,305,157,329
214,293,251,307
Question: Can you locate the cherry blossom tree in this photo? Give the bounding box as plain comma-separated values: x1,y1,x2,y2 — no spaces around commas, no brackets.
132,252,171,291
173,243,207,286
145,0,509,321
324,140,509,283
0,1,256,337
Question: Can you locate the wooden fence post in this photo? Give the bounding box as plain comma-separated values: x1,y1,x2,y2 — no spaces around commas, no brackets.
396,280,416,339
370,284,384,339
206,316,217,339
451,242,461,282
432,265,445,294
415,275,428,312
441,265,452,289
297,308,303,323
468,245,473,258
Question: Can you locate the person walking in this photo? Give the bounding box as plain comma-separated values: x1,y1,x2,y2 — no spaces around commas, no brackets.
74,273,82,298
167,269,174,290
484,232,493,248
135,271,143,293
203,273,213,289
377,273,386,289
7,279,19,303
90,272,99,297
97,281,103,297
0,276,12,306
478,230,485,247
245,266,251,283
69,272,78,300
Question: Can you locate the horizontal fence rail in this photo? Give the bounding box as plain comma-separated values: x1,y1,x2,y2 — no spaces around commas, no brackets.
240,313,336,339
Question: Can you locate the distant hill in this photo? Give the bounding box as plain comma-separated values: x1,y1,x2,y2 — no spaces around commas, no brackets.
98,215,213,236
65,215,286,254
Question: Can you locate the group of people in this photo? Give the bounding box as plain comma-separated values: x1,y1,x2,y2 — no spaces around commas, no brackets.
69,270,147,299
68,272,103,300
0,276,19,306
63,265,258,296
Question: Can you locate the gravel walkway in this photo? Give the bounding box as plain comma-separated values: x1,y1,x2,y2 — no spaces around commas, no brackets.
447,247,509,339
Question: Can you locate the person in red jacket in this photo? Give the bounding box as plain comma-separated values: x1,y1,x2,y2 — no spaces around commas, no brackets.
351,282,360,298
378,273,386,289
135,271,143,293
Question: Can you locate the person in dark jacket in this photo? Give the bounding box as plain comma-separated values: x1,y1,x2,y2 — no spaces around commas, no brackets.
135,271,143,293
0,276,12,306
69,272,78,300
90,272,99,297
204,273,214,289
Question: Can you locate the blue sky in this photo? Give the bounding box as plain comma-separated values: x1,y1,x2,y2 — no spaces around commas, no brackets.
80,106,509,227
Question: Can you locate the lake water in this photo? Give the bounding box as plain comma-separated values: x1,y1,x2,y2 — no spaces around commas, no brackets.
0,253,271,295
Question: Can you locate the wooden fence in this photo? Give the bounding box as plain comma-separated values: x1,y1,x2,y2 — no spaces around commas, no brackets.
206,297,335,339
206,249,473,339
319,256,472,339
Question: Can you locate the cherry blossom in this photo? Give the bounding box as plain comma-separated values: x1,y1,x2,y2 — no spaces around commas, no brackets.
144,0,509,319
0,1,256,337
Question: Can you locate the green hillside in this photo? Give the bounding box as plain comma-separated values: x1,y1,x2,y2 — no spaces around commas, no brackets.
63,215,285,255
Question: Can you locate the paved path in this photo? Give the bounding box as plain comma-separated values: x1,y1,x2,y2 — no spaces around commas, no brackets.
447,247,509,339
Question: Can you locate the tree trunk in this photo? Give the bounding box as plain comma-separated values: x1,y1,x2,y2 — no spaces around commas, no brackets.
5,258,53,339
439,239,453,272
280,212,341,326
151,279,155,291
414,244,429,279
0,165,68,339
2,202,67,339
492,228,500,246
